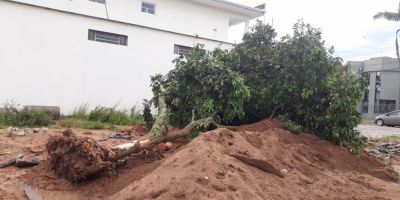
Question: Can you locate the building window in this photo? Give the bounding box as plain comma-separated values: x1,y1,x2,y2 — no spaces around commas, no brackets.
377,100,396,114
89,0,105,4
174,45,192,55
141,2,155,14
88,30,128,46
374,72,382,113
361,73,370,113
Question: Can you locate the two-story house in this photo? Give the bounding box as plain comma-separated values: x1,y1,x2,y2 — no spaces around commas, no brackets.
0,0,265,112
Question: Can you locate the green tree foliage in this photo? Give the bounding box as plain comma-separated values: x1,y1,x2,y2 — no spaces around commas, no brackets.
150,21,367,152
151,45,250,127
142,99,155,131
230,21,367,152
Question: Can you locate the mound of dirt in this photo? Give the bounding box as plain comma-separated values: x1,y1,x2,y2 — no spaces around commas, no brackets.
10,120,400,199
107,120,400,200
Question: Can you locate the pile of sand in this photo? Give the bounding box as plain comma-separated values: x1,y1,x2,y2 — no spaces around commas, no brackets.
109,120,400,200
13,120,400,199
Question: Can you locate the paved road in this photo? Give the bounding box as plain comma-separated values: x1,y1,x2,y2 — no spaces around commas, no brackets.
357,125,400,138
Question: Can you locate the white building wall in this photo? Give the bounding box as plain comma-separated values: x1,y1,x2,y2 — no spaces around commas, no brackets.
8,0,243,42
0,0,233,113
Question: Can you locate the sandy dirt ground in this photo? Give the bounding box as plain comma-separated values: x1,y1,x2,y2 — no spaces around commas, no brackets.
1,121,400,200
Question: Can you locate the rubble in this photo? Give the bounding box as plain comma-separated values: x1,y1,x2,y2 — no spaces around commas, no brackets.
15,158,41,167
0,154,40,168
368,143,400,162
6,127,48,137
99,132,133,141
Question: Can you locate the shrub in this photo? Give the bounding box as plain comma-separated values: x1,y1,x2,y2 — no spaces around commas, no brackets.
276,115,302,134
149,21,367,153
151,45,250,128
0,103,52,127
227,21,367,152
142,99,155,131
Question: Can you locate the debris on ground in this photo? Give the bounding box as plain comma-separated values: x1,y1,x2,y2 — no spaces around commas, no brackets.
367,142,400,165
15,158,41,167
0,154,40,168
19,184,43,200
0,154,24,168
27,148,43,154
99,133,133,141
6,127,48,137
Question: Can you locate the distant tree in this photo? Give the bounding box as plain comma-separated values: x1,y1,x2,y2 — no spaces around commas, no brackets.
373,2,400,21
373,2,400,62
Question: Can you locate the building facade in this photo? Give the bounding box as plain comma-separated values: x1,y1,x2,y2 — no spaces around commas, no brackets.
348,57,400,118
0,0,264,113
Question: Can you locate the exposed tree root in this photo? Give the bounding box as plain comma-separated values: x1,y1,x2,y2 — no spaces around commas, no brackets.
46,117,239,182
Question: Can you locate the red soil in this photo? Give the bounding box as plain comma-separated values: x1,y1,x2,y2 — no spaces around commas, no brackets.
1,121,400,199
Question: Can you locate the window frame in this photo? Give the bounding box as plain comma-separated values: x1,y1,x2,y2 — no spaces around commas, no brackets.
141,1,156,15
88,29,128,46
174,44,192,55
89,0,105,4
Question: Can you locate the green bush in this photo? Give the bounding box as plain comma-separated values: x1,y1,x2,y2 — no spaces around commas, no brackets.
142,99,155,131
151,45,250,128
276,115,302,134
149,20,367,153
0,104,52,127
228,21,367,153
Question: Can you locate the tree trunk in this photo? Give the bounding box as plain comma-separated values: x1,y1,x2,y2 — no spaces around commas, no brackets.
148,95,169,137
111,118,204,161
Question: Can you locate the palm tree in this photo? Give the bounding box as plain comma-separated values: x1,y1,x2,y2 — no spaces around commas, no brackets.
374,2,400,21
374,2,400,63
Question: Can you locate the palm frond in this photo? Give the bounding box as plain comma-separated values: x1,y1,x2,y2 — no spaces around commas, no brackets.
373,12,400,21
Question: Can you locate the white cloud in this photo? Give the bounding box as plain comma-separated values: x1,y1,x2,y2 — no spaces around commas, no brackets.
228,0,400,61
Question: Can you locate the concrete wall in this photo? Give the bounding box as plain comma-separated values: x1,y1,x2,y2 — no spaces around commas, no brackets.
0,1,233,113
380,72,400,103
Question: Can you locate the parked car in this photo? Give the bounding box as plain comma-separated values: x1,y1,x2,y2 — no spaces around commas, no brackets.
375,110,400,127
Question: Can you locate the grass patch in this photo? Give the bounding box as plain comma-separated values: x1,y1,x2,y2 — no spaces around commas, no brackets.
62,104,145,130
88,105,144,125
48,124,62,129
57,118,116,130
380,135,400,143
0,104,52,127
80,121,107,130
68,103,90,119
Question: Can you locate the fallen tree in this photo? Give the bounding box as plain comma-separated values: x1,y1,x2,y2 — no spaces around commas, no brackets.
47,114,237,182
46,21,368,181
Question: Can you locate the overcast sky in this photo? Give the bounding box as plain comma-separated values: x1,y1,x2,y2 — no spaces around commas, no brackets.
228,0,400,62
